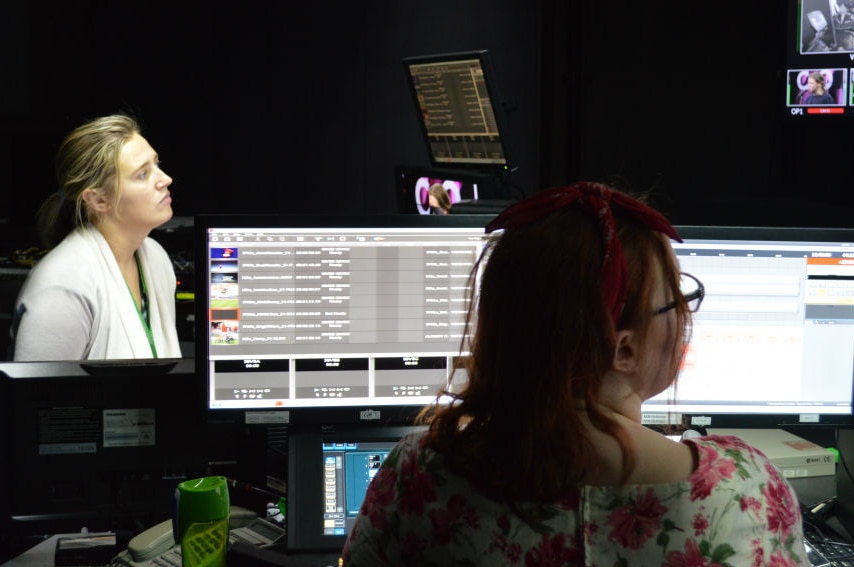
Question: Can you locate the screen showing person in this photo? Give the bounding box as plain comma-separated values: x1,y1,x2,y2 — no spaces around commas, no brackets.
426,183,453,215
395,165,502,214
786,68,846,107
788,2,854,118
800,0,854,53
413,176,471,215
419,180,459,215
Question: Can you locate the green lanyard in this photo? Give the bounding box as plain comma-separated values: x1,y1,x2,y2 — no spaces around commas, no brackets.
127,252,158,358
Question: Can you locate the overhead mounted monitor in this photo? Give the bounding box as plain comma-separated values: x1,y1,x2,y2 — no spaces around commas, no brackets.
402,50,512,172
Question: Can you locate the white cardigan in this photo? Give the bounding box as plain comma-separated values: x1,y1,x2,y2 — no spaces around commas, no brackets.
12,225,181,360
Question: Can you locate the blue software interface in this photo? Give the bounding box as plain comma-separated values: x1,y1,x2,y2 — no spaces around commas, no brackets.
321,439,398,536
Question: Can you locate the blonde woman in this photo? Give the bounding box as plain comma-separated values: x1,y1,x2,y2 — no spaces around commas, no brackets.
11,114,181,360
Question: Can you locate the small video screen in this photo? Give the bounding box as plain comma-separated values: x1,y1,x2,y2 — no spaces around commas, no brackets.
412,176,471,216
395,166,494,215
786,68,847,114
801,0,854,53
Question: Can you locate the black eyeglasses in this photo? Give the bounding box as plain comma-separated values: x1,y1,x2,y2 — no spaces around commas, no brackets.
655,272,705,315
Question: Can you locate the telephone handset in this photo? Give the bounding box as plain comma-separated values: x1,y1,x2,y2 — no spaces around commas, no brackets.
111,519,177,567
112,507,285,567
128,519,176,561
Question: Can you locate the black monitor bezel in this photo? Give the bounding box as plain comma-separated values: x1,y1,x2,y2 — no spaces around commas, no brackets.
402,49,513,172
0,358,209,542
193,213,496,426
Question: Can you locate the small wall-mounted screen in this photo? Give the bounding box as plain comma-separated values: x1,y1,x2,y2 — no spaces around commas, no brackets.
403,50,512,170
786,0,854,117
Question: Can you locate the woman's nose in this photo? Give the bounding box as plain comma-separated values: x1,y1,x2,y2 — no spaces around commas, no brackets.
158,168,173,188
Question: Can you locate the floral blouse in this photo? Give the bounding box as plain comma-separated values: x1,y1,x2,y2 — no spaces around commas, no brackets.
342,432,807,566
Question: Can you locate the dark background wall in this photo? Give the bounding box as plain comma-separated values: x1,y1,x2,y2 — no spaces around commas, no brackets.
1,1,852,234
0,1,543,231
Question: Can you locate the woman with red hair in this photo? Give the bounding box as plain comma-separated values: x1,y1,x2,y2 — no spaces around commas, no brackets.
343,182,806,565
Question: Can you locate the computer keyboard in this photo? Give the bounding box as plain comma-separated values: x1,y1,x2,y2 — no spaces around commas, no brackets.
802,506,854,566
804,532,854,566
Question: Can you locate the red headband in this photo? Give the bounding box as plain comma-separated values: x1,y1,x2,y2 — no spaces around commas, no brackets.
485,182,681,322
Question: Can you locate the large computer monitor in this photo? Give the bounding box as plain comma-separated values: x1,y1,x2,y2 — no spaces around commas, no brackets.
194,213,496,425
196,214,854,427
194,218,854,552
644,225,854,429
0,359,214,547
402,50,512,172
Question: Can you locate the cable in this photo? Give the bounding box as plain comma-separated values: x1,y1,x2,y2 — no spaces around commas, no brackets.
802,431,854,562
225,477,282,500
225,477,287,520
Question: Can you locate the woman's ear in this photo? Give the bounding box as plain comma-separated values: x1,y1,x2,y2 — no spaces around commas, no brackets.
81,187,111,213
613,329,639,374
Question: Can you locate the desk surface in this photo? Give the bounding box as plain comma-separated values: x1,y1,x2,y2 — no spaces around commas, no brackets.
1,474,849,566
2,532,108,567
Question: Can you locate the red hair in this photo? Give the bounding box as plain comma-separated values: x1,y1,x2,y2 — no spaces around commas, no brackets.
418,188,689,504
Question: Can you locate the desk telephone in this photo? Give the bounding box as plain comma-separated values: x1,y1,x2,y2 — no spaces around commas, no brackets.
112,506,285,567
